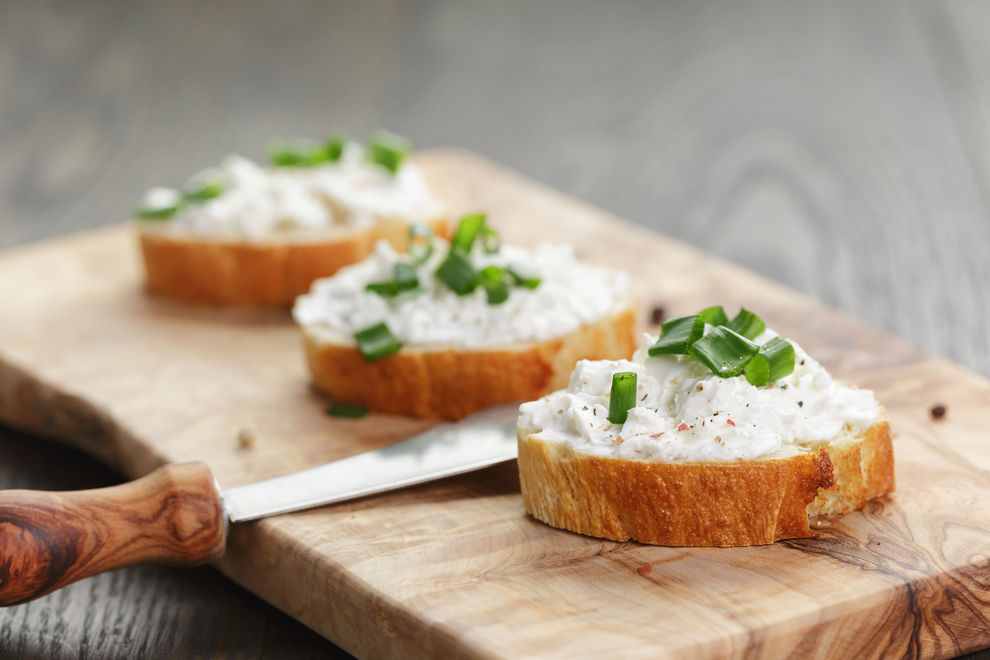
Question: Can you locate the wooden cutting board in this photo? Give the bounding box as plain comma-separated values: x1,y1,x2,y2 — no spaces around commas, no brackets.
1,151,988,659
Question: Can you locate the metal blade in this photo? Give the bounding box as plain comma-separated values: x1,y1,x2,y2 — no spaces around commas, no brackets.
222,403,520,523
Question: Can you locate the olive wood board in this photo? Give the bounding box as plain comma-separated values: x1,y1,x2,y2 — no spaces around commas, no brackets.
0,151,988,659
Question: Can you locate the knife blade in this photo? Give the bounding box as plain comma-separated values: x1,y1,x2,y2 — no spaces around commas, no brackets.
0,402,520,606
224,402,520,522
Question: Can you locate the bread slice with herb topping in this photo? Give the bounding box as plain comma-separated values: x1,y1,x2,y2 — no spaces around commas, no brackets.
135,134,448,305
516,307,895,547
293,214,641,419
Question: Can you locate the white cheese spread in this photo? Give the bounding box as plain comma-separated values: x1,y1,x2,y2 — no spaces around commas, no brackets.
518,331,880,462
292,238,630,348
141,143,440,240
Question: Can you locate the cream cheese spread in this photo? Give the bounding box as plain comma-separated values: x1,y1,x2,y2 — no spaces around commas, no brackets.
292,238,630,348
518,331,880,462
141,143,440,240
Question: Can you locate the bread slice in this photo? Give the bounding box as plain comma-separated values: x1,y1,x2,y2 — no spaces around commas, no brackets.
300,301,640,420
138,215,448,306
517,416,893,547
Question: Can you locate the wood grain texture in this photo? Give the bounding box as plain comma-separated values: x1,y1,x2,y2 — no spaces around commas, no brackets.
0,151,988,658
0,462,226,606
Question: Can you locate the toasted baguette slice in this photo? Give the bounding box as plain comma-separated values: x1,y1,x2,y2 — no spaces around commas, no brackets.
518,416,893,547
301,301,640,420
138,215,448,306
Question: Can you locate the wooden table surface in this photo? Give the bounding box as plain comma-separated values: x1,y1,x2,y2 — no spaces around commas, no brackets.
1,1,988,658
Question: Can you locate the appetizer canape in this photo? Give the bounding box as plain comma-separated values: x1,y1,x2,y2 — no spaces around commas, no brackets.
136,133,447,305
293,214,640,419
517,306,894,547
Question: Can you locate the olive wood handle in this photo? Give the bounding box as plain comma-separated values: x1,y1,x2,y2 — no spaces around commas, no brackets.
0,461,227,606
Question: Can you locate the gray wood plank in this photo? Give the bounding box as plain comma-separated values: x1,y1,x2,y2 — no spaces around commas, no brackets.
0,0,987,657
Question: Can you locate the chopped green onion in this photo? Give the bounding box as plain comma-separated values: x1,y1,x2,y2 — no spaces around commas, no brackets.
182,180,224,203
365,281,400,296
451,213,487,252
354,322,401,362
407,223,435,265
687,326,759,378
394,262,418,290
268,135,347,167
327,402,367,418
648,315,705,356
365,262,419,298
480,225,502,254
608,372,638,424
268,141,312,167
435,248,479,295
304,135,346,165
744,337,796,387
322,135,346,162
137,188,184,220
480,266,509,305
699,305,729,327
507,265,541,290
138,203,182,220
368,131,410,175
726,307,765,340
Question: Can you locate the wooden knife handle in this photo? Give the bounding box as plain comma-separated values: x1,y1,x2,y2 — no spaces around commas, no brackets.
0,461,227,606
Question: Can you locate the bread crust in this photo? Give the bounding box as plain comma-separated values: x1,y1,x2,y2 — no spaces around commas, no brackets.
138,215,448,306
808,419,895,515
517,419,893,547
301,304,640,420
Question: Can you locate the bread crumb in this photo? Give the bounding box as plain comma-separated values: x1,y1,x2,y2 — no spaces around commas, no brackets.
237,428,256,449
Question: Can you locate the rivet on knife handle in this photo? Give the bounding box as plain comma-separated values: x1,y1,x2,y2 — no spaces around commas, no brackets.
0,461,226,606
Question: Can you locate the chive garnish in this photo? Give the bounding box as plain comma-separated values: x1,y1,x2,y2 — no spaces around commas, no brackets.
365,281,399,296
451,213,487,252
182,180,224,203
648,315,705,356
608,372,638,424
268,141,313,167
744,337,795,387
368,131,410,175
480,225,502,254
480,266,509,305
327,402,367,418
322,134,346,163
726,307,765,340
699,305,729,327
507,265,541,290
408,223,435,265
394,262,418,290
268,138,342,167
137,189,184,220
138,202,182,220
435,248,479,295
688,326,759,378
647,306,795,383
365,262,420,298
354,322,401,362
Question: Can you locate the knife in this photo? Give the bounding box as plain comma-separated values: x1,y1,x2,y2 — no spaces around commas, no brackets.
0,402,519,606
